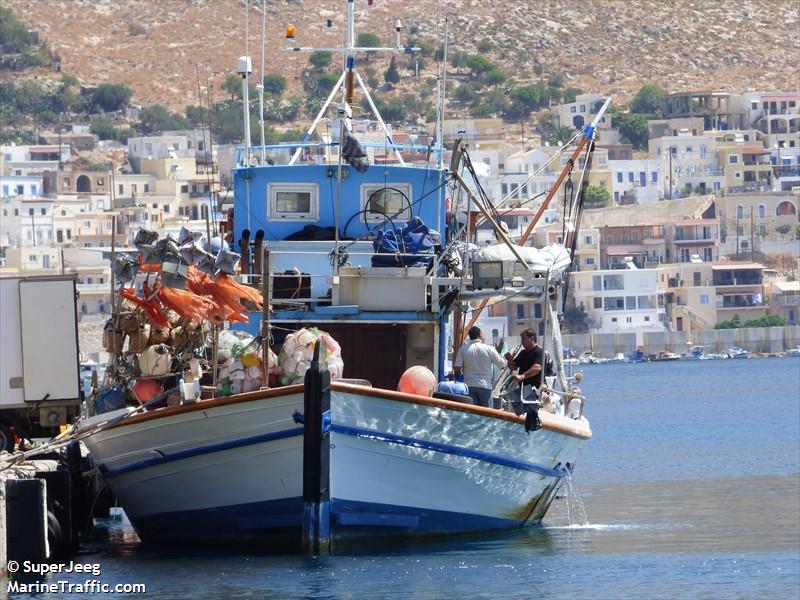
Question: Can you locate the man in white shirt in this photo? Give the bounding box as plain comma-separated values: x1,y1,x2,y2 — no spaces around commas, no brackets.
454,326,507,408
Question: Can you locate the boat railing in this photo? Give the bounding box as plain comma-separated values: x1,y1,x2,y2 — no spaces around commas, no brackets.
240,247,444,312
236,142,442,167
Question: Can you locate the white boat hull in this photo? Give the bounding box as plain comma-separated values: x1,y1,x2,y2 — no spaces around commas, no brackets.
82,383,589,548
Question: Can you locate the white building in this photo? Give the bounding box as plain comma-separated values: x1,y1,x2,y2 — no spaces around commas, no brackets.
648,132,724,198
571,265,667,336
553,93,612,131
609,159,664,204
1,144,70,177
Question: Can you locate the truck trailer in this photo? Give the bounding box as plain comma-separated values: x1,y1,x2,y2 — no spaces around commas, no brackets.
0,275,82,451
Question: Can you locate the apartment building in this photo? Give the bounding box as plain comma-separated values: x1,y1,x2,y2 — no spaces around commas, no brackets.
581,196,719,268
571,266,666,335
1,144,70,177
609,158,664,204
658,261,767,333
717,192,799,242
769,280,799,326
648,132,724,198
552,94,612,131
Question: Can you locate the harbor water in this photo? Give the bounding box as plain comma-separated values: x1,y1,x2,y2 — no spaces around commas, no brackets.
6,358,799,599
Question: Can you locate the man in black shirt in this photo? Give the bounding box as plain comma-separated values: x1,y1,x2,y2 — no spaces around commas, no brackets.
504,329,543,412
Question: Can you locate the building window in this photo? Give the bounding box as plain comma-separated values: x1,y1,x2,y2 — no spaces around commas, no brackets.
651,171,658,183
144,184,150,193
737,205,744,218
644,316,650,322
585,257,595,265
533,303,542,318
611,317,617,323
584,235,592,244
700,294,709,304
119,184,124,195
28,208,34,216
628,172,634,183
40,208,46,215
570,106,576,113
516,304,525,318
66,229,71,240
594,297,602,309
268,183,319,221
181,185,189,193
616,172,623,183
758,204,766,218
17,185,24,195
626,317,632,323
729,155,738,164
163,204,170,213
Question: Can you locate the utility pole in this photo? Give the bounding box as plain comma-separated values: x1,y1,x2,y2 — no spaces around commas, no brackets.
750,205,754,261
736,210,740,258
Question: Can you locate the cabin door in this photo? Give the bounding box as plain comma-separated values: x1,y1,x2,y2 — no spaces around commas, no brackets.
303,322,408,390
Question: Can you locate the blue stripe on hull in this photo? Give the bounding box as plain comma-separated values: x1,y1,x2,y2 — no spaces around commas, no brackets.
129,496,544,548
132,497,304,547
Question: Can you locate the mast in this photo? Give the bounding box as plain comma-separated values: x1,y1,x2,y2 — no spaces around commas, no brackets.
282,0,420,166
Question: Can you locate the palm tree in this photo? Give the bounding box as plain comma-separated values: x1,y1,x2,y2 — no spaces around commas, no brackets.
549,126,575,146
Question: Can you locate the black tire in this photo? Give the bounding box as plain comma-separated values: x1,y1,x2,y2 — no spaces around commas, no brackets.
0,422,15,453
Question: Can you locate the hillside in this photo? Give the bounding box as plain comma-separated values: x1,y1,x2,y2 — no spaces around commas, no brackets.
3,0,799,116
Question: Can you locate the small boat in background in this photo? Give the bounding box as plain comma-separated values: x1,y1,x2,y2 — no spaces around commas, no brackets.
683,345,711,360
785,346,800,357
627,348,649,363
605,353,627,364
579,350,606,365
651,350,681,362
728,347,750,359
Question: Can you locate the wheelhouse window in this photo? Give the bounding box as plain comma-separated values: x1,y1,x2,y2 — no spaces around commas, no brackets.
268,183,319,221
360,184,412,223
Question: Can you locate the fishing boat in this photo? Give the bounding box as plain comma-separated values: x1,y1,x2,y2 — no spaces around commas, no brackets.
728,346,750,359
627,348,649,363
651,350,681,362
787,346,800,357
79,2,603,553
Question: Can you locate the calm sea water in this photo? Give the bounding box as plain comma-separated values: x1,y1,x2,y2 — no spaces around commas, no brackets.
8,359,799,599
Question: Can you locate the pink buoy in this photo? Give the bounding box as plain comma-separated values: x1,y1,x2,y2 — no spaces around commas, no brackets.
397,366,436,397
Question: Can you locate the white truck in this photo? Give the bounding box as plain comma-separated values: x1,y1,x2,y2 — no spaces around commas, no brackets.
0,275,82,451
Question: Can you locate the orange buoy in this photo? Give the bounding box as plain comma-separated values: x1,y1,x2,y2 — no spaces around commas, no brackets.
397,366,436,397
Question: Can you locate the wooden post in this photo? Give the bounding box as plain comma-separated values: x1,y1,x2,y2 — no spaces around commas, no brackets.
301,341,331,556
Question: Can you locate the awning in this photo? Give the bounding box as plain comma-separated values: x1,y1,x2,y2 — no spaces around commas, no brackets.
605,244,647,256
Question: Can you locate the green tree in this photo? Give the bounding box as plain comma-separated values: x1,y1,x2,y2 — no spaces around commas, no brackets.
562,302,590,333
583,185,610,208
547,73,565,89
450,51,469,72
477,39,493,53
631,83,665,115
90,83,133,112
221,74,256,101
0,7,33,52
90,117,119,141
614,112,649,149
454,82,478,104
262,73,286,96
304,71,340,100
562,86,583,103
775,223,791,236
549,126,576,145
357,32,381,48
137,104,190,135
309,50,333,70
509,85,542,114
409,38,435,57
384,56,400,86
